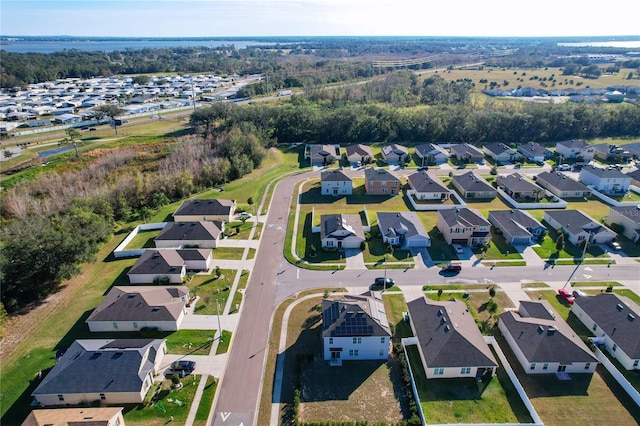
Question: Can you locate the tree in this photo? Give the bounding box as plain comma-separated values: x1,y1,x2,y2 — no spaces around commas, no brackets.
95,104,124,135
489,286,496,298
247,197,254,206
3,149,14,159
64,127,82,157
555,231,565,252
490,165,498,175
437,288,443,300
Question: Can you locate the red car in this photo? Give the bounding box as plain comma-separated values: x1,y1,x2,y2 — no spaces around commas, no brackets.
558,288,575,305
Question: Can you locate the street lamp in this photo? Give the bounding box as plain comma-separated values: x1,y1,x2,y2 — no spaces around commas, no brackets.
383,256,387,292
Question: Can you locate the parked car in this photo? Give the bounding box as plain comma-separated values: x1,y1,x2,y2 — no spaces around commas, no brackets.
557,164,571,171
572,289,587,298
371,277,395,289
558,288,575,305
170,360,196,372
609,241,622,251
239,212,252,219
441,262,462,273
453,244,464,254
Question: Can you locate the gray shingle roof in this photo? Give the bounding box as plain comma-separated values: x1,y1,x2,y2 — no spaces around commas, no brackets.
518,142,549,158
544,210,614,237
488,210,544,238
32,339,165,396
438,208,490,228
377,212,429,240
174,199,235,217
496,173,540,193
407,297,497,368
452,171,495,192
345,144,374,158
322,295,391,338
581,165,629,180
557,139,588,150
320,214,364,240
415,143,448,157
155,221,222,241
499,301,597,364
86,286,188,323
127,250,184,275
483,142,512,156
537,171,591,192
364,168,400,183
321,169,352,182
574,293,640,358
381,143,408,156
609,205,640,226
407,170,449,193
449,143,484,158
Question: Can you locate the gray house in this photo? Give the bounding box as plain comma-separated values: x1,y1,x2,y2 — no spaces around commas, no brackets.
518,142,550,163
154,221,223,249
451,171,496,200
483,142,522,164
488,210,545,246
320,214,365,249
497,173,544,201
376,212,431,248
544,210,617,246
449,143,484,163
536,171,592,199
307,144,339,166
381,144,409,164
414,143,449,165
407,170,451,201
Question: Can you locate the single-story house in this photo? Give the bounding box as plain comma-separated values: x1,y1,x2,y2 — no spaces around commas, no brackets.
591,143,631,162
127,249,212,284
344,144,374,165
451,171,496,200
381,143,409,164
496,173,544,201
626,169,640,187
437,208,492,246
307,144,339,166
543,210,617,246
322,295,391,364
518,142,550,163
606,205,640,243
579,165,631,194
488,210,545,245
572,293,640,371
154,221,223,249
21,407,125,426
320,214,365,249
555,139,595,161
173,199,236,223
407,297,498,379
449,143,484,163
376,212,431,248
483,142,522,164
407,170,451,201
364,168,401,196
535,171,592,199
414,143,449,165
52,113,82,124
622,142,640,159
32,339,166,406
86,286,189,332
499,300,598,374
320,169,353,196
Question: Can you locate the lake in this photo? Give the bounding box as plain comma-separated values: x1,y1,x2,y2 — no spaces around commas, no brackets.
557,41,640,49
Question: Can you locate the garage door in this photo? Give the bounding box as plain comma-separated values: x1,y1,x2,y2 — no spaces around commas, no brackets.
452,238,468,245
511,237,531,245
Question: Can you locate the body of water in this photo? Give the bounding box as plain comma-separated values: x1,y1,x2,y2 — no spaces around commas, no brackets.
0,38,274,54
558,41,640,49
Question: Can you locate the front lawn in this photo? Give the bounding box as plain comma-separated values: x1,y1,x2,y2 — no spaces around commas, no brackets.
212,247,245,260
225,221,263,239
165,330,215,356
532,227,607,260
188,271,235,314
123,376,200,425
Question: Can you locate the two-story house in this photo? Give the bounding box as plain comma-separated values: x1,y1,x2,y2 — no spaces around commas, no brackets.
364,168,401,196
320,169,353,196
555,139,595,161
579,165,631,194
437,208,492,246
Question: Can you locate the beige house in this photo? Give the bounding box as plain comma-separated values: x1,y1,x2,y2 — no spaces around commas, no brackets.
173,199,236,222
22,407,125,426
606,205,640,243
364,168,401,196
437,208,491,246
345,144,374,165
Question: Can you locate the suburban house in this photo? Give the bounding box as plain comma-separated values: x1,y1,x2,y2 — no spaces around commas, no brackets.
622,142,640,159
407,170,451,201
32,339,167,406
483,142,522,164
437,208,492,246
579,165,631,194
496,173,544,201
321,295,391,365
626,168,640,187
555,139,595,161
154,221,223,249
376,212,431,248
543,210,617,246
488,210,545,245
364,168,401,196
572,293,640,371
606,205,640,243
381,143,409,164
320,169,353,196
518,142,550,163
22,407,125,426
86,286,189,332
451,171,496,200
449,143,484,163
173,199,236,223
535,171,592,199
498,301,598,375
414,143,449,165
344,144,374,165
127,249,213,284
406,297,498,379
320,214,365,249
306,144,339,166
591,143,631,162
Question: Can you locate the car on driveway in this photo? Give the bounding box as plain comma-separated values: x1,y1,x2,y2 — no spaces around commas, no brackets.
371,277,394,289
239,212,252,219
558,288,575,305
453,244,464,254
609,241,622,251
170,360,196,373
557,164,571,171
572,289,587,298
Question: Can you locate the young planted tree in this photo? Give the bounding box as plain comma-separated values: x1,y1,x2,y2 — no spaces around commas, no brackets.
64,127,82,157
555,231,565,253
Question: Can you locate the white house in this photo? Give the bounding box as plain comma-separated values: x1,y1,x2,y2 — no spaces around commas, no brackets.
606,205,640,243
320,169,353,196
579,165,631,194
173,199,236,223
86,286,189,332
543,210,617,246
572,293,640,371
127,249,213,284
407,170,451,201
414,143,449,165
555,139,595,161
322,295,391,365
154,221,223,249
376,212,431,248
32,339,166,406
406,297,497,379
320,214,365,249
499,301,598,375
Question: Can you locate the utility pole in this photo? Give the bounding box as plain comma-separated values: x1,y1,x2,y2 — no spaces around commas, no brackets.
192,84,197,113
216,299,223,343
265,72,270,97
383,256,387,292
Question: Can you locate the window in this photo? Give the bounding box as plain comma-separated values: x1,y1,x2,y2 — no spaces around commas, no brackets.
57,394,64,401
380,337,385,344
543,363,549,370
353,337,362,344
329,338,334,345
460,367,471,375
612,344,617,352
592,324,597,331
434,368,444,375
530,363,536,370
100,393,106,400
349,349,359,357
585,363,591,370
326,240,333,247
133,322,138,329
634,360,639,368
113,322,118,329
379,349,385,357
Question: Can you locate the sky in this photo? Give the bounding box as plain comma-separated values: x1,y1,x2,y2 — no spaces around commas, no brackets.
1,0,638,38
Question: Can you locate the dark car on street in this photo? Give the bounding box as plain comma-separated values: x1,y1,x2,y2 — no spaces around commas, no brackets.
441,262,462,274
370,277,395,289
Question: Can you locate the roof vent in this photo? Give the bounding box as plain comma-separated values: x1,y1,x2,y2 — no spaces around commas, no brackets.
441,317,447,324
444,325,451,333
537,325,544,334
616,303,623,312
438,309,444,316
628,313,635,322
547,326,556,335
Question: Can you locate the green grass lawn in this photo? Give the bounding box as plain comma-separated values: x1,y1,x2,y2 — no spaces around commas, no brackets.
188,271,235,314
229,271,249,313
124,228,161,249
215,331,232,355
165,330,215,356
193,375,218,426
123,376,200,425
532,228,607,260
212,247,245,260
471,229,522,260
225,221,263,239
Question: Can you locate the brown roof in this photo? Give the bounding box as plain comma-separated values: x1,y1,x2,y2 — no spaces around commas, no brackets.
22,407,123,426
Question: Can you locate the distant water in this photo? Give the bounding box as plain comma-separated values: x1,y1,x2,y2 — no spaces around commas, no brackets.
558,41,640,49
0,38,273,54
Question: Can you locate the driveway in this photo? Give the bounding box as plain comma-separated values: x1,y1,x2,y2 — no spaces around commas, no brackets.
344,248,366,269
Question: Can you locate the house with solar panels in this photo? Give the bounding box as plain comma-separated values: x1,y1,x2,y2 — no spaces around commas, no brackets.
321,295,391,365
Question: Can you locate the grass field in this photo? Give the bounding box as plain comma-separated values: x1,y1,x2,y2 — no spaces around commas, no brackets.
123,376,200,425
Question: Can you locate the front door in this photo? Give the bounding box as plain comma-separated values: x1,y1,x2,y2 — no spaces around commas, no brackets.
331,351,341,360
557,365,566,372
